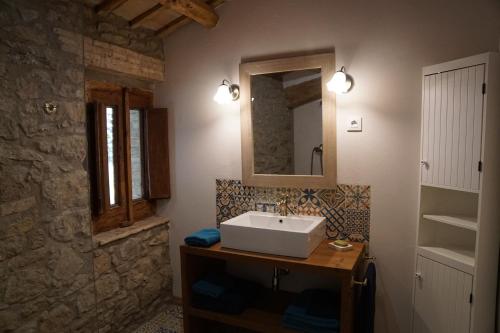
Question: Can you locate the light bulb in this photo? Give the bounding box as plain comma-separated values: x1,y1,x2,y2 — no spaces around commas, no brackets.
213,84,232,104
327,69,352,94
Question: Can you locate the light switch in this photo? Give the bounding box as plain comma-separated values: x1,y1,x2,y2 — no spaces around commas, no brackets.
347,116,362,132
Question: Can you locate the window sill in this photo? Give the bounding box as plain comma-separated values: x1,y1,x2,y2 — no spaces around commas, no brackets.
93,215,169,247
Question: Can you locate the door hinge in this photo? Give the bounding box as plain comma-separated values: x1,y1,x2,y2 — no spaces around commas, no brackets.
469,293,473,304
482,83,486,95
478,161,483,172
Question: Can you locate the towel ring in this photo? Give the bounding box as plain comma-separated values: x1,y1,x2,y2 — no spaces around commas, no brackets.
351,277,367,287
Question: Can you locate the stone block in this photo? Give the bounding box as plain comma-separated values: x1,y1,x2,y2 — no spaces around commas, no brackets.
49,247,84,281
0,196,36,216
4,268,49,304
95,273,120,301
39,304,75,333
93,250,111,276
76,285,96,314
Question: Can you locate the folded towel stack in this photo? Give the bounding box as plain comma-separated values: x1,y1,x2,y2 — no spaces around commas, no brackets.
283,289,340,333
191,272,262,315
184,228,220,247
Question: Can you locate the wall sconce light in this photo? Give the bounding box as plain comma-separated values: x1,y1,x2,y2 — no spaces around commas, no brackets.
327,66,353,94
213,79,240,104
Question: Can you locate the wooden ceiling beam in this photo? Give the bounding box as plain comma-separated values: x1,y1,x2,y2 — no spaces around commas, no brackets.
156,15,191,37
284,77,322,109
162,0,218,29
129,3,163,28
95,0,129,15
155,0,224,37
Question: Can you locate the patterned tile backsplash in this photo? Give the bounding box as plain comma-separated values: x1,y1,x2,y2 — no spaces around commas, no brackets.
216,179,371,242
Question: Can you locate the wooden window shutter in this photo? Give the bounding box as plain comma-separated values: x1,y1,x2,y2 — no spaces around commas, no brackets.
86,101,104,214
145,108,171,199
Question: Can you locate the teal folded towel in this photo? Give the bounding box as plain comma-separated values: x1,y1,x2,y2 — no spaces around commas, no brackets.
184,228,220,247
284,305,340,329
192,272,235,298
192,280,225,298
283,316,339,333
282,289,340,333
191,272,263,315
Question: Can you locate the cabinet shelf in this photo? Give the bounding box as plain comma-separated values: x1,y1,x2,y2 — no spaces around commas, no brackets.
417,246,475,275
187,289,296,333
181,241,365,333
422,215,477,231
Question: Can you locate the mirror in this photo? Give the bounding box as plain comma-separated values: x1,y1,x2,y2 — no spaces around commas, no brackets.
251,68,323,175
240,53,337,188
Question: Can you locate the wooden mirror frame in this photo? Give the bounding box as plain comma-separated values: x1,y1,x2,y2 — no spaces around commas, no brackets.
239,53,337,188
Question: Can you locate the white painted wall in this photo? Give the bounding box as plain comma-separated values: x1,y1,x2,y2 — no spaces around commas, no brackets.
293,100,322,175
154,1,500,332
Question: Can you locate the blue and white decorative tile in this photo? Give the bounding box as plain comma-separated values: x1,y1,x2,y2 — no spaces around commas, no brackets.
321,206,346,239
215,179,370,242
344,185,370,211
344,209,370,242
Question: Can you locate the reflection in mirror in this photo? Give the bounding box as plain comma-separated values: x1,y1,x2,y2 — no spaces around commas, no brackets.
251,68,323,175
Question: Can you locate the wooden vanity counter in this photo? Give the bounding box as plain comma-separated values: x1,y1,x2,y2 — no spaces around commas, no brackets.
180,240,366,333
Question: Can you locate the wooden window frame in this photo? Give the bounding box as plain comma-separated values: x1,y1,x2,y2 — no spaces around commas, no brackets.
86,82,156,234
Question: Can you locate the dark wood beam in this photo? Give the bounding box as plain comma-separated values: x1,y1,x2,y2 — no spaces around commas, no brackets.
95,0,129,15
155,15,191,37
129,3,163,28
284,77,322,109
155,0,224,37
163,0,218,28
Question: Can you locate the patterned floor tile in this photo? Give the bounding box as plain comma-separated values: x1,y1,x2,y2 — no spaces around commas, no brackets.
133,304,183,333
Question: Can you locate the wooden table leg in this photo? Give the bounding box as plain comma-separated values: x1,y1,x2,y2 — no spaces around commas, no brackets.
340,273,354,333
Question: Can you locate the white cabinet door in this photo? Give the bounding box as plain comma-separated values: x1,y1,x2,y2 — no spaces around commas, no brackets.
413,255,473,333
420,65,484,192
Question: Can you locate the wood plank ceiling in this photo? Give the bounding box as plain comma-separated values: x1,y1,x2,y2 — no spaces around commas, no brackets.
91,0,225,37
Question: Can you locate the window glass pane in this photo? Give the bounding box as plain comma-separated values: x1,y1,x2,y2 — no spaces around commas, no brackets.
130,109,144,200
106,107,118,206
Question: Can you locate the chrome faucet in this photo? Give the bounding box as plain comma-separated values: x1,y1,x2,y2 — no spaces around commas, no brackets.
276,195,289,216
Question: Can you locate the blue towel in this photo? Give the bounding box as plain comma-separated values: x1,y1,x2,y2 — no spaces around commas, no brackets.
283,289,340,333
283,316,339,333
192,292,248,315
191,273,263,315
192,280,225,298
192,272,235,298
184,228,220,247
355,262,376,333
284,305,340,328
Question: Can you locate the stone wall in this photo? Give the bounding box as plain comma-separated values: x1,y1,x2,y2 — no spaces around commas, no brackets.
251,75,294,174
83,4,163,60
0,0,96,332
0,1,171,332
93,223,171,332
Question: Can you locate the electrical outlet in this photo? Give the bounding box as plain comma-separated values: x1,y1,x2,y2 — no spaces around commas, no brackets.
347,116,362,132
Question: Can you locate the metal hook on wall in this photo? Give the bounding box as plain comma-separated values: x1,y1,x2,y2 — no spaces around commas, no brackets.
43,102,57,114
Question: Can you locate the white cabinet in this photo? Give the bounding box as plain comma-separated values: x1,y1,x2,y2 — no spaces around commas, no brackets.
413,53,500,333
420,65,485,193
413,255,473,333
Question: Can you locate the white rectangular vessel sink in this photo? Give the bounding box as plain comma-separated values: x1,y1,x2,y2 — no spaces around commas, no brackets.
220,211,326,258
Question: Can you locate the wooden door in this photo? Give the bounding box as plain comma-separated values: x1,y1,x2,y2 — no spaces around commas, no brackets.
412,255,473,333
420,65,485,192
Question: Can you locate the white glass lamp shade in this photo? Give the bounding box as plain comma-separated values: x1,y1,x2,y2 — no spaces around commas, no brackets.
213,84,233,104
327,68,352,94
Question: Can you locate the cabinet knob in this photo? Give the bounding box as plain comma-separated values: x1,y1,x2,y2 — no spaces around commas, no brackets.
420,161,428,167
415,272,423,280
